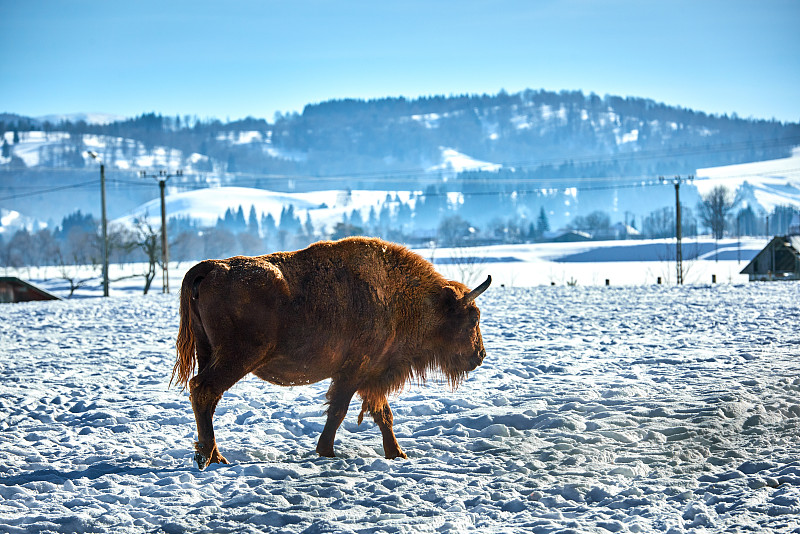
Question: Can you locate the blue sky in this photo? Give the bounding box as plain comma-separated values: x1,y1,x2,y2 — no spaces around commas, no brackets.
2,0,799,122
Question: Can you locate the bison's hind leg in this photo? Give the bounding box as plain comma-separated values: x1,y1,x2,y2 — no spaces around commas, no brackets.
360,394,407,460
316,380,358,458
189,342,265,470
190,379,230,469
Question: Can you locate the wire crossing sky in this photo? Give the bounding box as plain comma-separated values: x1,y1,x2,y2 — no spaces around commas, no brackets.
1,0,799,123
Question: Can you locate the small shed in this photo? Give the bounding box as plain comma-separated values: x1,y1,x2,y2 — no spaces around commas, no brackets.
0,277,62,303
740,235,800,281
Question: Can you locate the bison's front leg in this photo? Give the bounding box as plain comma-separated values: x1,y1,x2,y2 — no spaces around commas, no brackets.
316,381,357,457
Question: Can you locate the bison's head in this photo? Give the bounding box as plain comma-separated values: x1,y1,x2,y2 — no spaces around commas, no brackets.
434,275,491,387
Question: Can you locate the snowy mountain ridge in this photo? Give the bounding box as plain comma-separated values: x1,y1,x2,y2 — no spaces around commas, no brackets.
2,89,799,233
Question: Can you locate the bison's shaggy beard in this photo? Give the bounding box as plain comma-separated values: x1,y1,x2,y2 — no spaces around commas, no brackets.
355,353,468,426
410,352,469,393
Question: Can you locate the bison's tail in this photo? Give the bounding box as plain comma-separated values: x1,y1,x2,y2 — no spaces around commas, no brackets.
171,261,216,390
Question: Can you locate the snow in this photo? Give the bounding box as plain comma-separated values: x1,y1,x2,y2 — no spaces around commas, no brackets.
1,279,799,533
7,236,769,300
1,209,22,228
428,148,502,175
695,147,800,213
619,129,639,144
410,113,442,128
215,131,265,145
35,113,127,126
1,131,66,167
0,208,47,235
114,187,417,232
419,237,768,288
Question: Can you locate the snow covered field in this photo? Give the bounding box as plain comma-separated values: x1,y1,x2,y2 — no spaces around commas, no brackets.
1,281,799,533
8,237,769,302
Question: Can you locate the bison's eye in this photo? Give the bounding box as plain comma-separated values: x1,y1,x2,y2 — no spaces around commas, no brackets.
468,307,479,328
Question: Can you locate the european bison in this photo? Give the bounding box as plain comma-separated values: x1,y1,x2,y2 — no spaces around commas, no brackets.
172,237,491,469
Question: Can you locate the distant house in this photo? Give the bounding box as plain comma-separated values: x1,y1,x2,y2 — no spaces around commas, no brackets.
610,222,641,240
0,277,62,303
543,229,592,243
740,214,800,281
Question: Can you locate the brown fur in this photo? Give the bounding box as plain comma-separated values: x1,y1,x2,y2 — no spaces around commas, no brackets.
172,236,490,469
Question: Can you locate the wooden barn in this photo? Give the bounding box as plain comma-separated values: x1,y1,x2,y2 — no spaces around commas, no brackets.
0,277,62,303
740,235,800,281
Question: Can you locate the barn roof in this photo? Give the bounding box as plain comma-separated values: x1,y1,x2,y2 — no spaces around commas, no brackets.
0,277,62,303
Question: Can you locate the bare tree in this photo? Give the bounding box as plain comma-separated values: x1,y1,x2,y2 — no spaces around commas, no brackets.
5,229,34,277
448,247,487,288
438,215,472,246
56,252,100,298
131,218,162,294
55,229,102,297
698,186,734,239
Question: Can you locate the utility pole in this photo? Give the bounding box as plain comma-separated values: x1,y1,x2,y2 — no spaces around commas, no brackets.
140,169,183,293
737,216,741,264
660,175,693,285
87,151,109,297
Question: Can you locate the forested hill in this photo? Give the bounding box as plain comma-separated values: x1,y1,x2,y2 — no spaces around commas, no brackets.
3,89,798,183
2,89,799,229
275,90,798,175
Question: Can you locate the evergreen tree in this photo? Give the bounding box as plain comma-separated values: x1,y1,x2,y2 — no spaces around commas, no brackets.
279,204,302,234
396,201,412,232
304,213,315,238
55,210,96,240
535,207,550,237
736,206,757,236
350,209,364,228
247,205,260,236
415,185,447,230
379,204,392,232
367,206,379,233
235,206,247,233
261,212,277,237
221,208,235,230
770,205,799,235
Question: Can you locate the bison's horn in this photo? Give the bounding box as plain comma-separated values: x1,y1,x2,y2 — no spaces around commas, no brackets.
463,275,492,304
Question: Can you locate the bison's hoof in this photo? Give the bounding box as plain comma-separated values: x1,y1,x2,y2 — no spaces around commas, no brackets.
316,444,336,458
386,450,408,460
194,442,229,470
194,451,210,470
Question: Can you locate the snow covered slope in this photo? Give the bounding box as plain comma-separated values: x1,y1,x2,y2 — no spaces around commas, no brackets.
0,131,210,173
0,208,46,235
1,284,798,532
114,187,417,232
695,147,800,212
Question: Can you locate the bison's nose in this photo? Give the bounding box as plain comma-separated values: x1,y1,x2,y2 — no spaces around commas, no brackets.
469,348,486,370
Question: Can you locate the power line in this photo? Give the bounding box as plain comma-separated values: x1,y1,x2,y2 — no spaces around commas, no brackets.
5,164,798,202
3,134,798,184
2,137,798,199
0,180,99,201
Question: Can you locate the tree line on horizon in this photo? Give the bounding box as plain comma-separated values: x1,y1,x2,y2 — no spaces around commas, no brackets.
1,183,797,295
